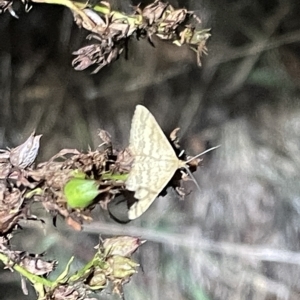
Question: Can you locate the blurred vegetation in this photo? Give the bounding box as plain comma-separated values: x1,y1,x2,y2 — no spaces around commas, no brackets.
1,0,300,299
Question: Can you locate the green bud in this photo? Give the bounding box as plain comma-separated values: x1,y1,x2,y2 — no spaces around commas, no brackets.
64,178,100,209
87,267,107,290
106,256,139,279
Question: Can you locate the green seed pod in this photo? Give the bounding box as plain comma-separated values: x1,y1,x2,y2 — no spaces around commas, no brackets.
87,267,107,290
106,256,139,279
64,178,100,209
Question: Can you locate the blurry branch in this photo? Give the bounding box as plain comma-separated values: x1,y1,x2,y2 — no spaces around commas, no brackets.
84,222,300,266
0,0,211,73
90,64,191,98
219,0,290,96
215,29,300,64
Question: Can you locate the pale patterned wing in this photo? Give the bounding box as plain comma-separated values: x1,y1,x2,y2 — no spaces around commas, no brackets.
127,156,179,219
126,105,182,219
129,105,178,158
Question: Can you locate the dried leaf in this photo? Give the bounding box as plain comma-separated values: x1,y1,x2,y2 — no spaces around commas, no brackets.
9,131,42,169
19,253,57,276
101,236,146,257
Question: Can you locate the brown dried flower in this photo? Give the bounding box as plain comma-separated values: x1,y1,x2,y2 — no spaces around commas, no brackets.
72,36,124,74
9,131,42,169
141,0,168,25
102,236,146,257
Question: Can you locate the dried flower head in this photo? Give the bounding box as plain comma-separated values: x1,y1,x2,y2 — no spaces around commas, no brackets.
72,36,124,73
9,131,42,169
141,0,168,25
102,236,146,257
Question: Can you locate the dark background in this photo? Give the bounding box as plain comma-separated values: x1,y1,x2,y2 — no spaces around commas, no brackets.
1,0,300,299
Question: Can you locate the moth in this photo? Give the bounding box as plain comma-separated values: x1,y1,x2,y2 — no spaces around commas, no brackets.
125,105,219,220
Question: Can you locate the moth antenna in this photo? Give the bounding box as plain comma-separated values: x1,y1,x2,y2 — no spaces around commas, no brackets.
183,145,221,194
184,166,202,193
185,145,221,164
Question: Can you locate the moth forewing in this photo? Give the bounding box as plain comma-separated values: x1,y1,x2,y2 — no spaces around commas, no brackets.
127,155,180,220
128,194,156,220
129,105,177,157
125,105,219,220
128,171,176,220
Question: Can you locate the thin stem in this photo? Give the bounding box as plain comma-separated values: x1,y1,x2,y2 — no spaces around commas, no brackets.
0,252,54,287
